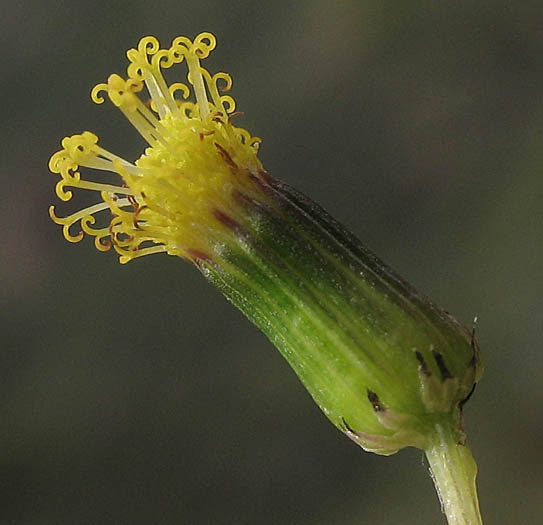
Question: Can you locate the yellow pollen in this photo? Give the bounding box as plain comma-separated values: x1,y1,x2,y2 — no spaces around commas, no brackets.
50,32,263,264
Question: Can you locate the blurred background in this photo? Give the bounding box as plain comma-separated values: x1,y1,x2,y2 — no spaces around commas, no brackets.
2,1,542,523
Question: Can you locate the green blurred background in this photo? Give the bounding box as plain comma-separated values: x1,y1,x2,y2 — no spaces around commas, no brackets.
2,1,542,523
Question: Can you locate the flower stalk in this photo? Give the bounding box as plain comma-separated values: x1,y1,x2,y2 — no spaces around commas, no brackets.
48,32,483,523
425,422,482,525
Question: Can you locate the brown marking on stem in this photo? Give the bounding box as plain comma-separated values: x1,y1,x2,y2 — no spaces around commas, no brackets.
367,389,385,412
432,350,453,381
213,209,241,231
257,169,275,185
415,350,431,377
214,142,238,170
231,188,253,208
187,248,212,263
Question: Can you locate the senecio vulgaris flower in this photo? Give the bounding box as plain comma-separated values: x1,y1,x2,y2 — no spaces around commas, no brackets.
50,33,484,524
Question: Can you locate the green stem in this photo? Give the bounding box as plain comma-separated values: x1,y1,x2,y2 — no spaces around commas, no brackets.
425,423,482,524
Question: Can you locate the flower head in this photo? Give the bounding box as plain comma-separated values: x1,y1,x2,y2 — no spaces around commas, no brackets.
50,33,264,264
49,33,482,458
49,34,484,522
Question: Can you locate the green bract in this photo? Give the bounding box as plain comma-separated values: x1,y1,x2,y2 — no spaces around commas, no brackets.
201,174,482,456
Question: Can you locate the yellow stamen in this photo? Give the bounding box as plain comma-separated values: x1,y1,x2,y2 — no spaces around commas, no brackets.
50,33,263,264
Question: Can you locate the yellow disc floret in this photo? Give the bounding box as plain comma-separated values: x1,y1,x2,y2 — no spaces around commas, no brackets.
49,32,263,263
